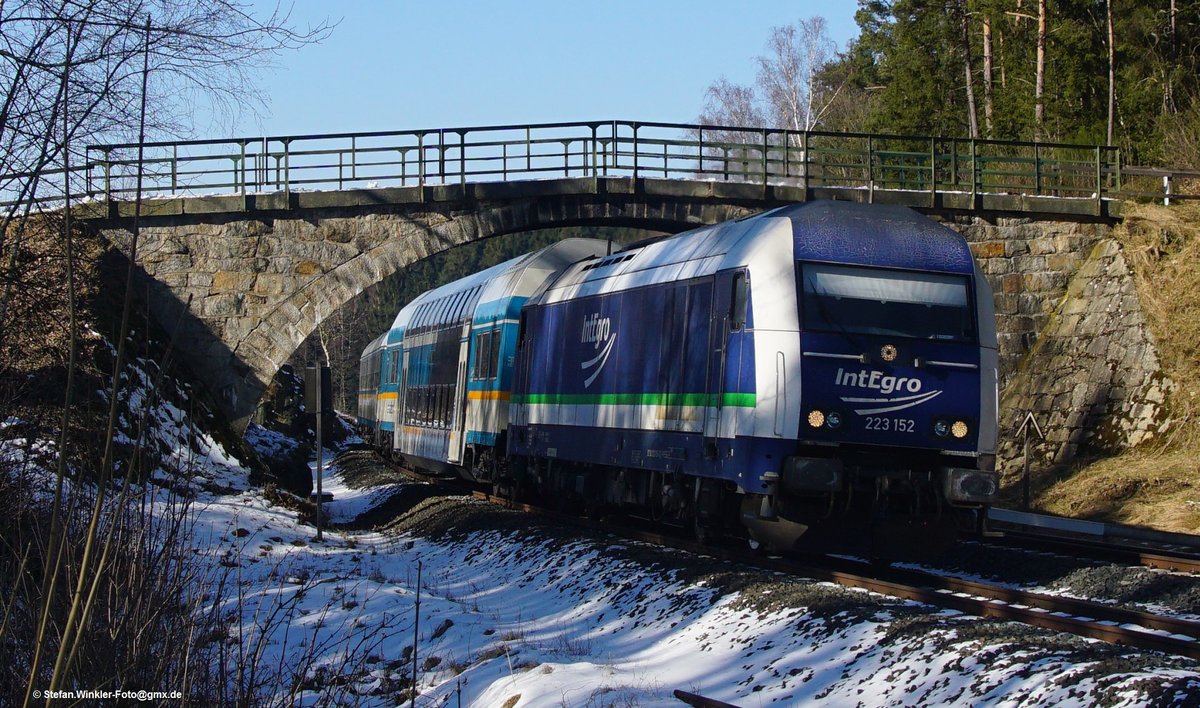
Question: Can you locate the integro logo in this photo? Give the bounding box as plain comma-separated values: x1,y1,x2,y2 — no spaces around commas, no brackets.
834,367,942,415
580,313,616,388
581,313,611,349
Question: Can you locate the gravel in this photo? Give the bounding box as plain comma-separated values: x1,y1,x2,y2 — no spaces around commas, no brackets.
923,541,1200,618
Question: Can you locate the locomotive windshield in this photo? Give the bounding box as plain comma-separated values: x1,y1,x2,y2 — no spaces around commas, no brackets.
800,263,976,342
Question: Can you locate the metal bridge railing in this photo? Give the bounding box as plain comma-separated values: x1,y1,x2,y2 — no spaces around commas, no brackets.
6,119,1197,210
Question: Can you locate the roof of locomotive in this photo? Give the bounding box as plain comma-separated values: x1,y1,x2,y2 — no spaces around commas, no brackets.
778,200,976,274
529,200,977,307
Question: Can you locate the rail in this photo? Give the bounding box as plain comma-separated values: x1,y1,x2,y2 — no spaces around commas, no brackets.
3,119,1198,210
987,508,1200,573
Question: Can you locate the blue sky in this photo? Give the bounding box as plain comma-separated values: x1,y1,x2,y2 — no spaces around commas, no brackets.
230,1,862,139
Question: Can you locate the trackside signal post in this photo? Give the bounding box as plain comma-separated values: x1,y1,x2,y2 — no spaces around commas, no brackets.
1017,411,1045,511
305,364,331,541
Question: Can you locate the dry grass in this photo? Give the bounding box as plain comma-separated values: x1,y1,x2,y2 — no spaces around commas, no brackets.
1037,449,1200,532
1036,202,1200,532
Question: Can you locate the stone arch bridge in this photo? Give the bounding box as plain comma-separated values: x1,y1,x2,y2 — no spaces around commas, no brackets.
76,121,1159,473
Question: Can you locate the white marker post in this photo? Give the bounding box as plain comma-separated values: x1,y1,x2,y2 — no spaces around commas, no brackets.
1016,411,1045,511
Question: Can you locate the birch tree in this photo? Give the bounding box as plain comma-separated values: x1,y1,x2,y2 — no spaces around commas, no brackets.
982,11,995,136
698,15,842,135
957,0,980,138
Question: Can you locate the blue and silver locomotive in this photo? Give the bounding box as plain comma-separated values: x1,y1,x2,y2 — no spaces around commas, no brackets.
359,201,999,555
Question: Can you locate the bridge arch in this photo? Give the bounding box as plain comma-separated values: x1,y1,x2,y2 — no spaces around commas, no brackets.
92,181,760,430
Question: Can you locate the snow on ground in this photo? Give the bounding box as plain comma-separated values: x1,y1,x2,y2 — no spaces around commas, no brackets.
185,446,1200,707
5,352,1200,706
313,456,405,526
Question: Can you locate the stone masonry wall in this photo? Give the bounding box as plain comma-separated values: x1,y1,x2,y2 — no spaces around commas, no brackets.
936,214,1110,387
993,238,1174,477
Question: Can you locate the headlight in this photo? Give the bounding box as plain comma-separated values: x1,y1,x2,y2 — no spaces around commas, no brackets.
951,420,969,439
825,411,842,429
934,419,950,437
807,410,825,428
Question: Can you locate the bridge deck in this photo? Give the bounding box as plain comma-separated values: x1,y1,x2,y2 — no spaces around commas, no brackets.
76,175,1121,222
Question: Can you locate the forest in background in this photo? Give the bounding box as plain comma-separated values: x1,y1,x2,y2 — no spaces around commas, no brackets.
701,1,1200,168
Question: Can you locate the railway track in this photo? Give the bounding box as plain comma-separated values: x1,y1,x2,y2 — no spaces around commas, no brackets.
366,454,1200,660
985,508,1200,574
470,490,1200,660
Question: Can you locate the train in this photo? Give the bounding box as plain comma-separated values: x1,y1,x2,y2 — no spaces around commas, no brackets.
357,200,999,557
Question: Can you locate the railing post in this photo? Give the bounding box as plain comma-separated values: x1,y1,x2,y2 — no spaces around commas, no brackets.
172,144,179,194
632,122,639,180
970,139,978,206
259,137,268,189
783,131,791,179
103,149,112,201
338,149,344,190
610,120,618,173
438,129,446,182
502,143,508,181
1034,143,1042,194
351,135,358,183
591,124,598,178
929,137,936,206
698,127,705,176
401,147,408,185
1094,145,1102,211
460,130,466,186
802,132,809,194
563,140,570,177
867,135,874,203
663,140,669,178
418,133,426,187
526,127,532,173
1114,148,1122,193
951,138,958,188
283,139,291,198
761,129,769,187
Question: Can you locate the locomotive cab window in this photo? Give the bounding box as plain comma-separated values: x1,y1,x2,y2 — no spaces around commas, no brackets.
800,263,975,342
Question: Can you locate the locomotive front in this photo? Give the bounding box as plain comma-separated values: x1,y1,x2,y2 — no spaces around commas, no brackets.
745,202,999,556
